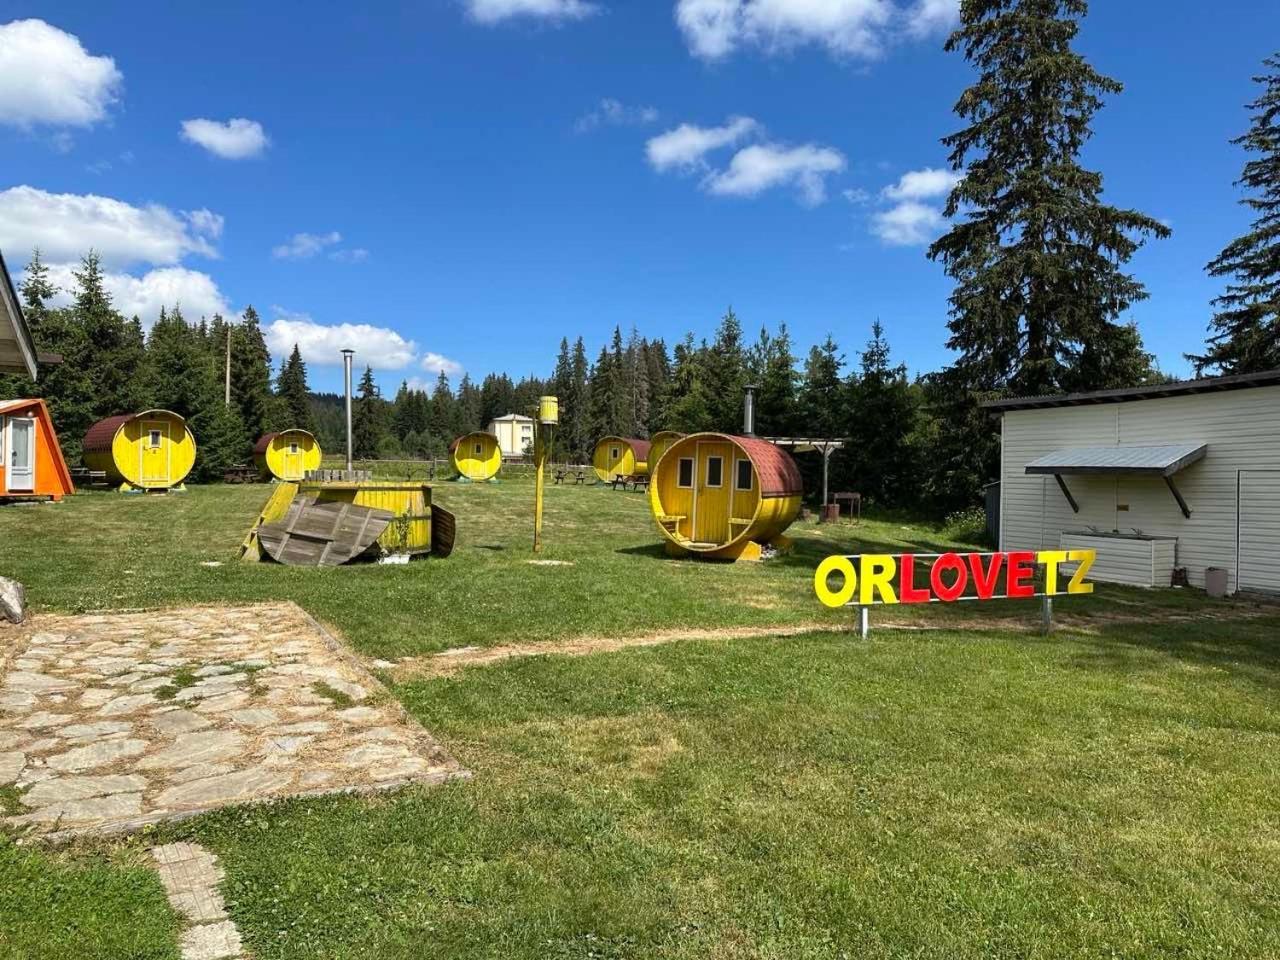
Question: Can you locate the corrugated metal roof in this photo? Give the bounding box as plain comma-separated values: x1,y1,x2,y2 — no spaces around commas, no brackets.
1025,443,1208,477
83,410,187,454
253,429,314,455
984,368,1280,411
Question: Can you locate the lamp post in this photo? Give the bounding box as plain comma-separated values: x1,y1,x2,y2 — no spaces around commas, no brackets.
341,349,354,475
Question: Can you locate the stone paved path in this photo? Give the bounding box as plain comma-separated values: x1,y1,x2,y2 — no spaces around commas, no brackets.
151,842,246,960
0,602,466,840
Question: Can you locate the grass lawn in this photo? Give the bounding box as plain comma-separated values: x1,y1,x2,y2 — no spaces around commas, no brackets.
2,481,1280,958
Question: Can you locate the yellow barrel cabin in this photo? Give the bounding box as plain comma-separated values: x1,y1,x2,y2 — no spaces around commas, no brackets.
451,432,502,481
83,410,196,492
649,433,802,561
254,430,322,481
591,436,650,483
648,430,683,469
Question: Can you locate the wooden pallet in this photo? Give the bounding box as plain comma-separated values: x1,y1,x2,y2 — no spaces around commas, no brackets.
256,497,394,566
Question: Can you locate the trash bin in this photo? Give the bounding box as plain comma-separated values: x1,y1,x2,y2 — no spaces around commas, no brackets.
820,503,840,524
1205,567,1229,598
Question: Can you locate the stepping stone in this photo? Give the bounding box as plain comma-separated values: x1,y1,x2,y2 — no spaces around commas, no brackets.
7,792,142,827
336,706,381,725
171,763,234,785
193,692,251,714
0,732,18,751
136,731,245,771
97,694,156,717
4,672,76,693
227,708,278,728
180,919,242,960
78,688,118,708
150,710,210,736
21,774,148,807
259,735,313,756
17,712,74,731
0,692,37,712
45,739,148,773
156,768,293,809
194,665,234,678
0,752,24,786
58,721,133,743
278,721,329,735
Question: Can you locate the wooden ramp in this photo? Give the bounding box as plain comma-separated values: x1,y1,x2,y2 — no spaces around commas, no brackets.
256,497,394,566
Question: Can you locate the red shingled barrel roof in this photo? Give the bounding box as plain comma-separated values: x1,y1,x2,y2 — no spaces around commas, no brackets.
82,414,133,455
734,435,803,497
253,433,279,455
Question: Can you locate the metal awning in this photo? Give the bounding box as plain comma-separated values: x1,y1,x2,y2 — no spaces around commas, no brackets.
1025,443,1207,519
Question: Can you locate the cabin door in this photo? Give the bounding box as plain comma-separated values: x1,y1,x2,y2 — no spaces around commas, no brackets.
6,417,35,491
692,441,732,544
283,440,303,480
140,421,170,484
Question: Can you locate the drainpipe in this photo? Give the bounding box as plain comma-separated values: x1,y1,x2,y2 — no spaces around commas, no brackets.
743,384,759,436
342,349,354,474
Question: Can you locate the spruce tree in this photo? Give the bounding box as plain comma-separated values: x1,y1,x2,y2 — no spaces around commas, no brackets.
351,366,389,458
569,337,590,460
928,0,1169,396
663,335,713,432
229,306,274,442
428,371,456,453
457,373,483,432
586,345,620,439
751,323,798,437
74,251,149,417
797,336,844,438
703,308,747,431
275,344,315,432
1190,52,1280,375
848,321,919,507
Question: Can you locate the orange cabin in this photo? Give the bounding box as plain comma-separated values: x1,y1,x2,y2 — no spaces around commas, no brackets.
0,399,74,501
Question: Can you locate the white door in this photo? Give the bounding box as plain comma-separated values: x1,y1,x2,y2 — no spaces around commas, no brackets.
1239,471,1280,594
7,417,35,491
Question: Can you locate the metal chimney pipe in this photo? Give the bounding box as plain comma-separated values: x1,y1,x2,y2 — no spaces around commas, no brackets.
743,384,759,436
342,349,355,473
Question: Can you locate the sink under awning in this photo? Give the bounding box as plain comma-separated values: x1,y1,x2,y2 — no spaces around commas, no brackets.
1024,443,1207,518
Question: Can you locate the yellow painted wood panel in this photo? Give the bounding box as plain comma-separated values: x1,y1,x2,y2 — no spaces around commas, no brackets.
693,441,732,544
592,439,634,482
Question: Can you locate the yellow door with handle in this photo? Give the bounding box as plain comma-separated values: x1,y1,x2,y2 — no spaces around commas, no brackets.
140,421,170,484
693,441,732,543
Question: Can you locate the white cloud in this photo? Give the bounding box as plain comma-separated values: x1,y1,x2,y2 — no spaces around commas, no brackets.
575,98,659,133
881,166,961,201
906,0,958,38
0,186,220,269
465,0,598,24
180,117,269,159
420,352,465,377
272,231,342,260
646,116,760,172
329,247,369,263
704,142,846,205
871,199,944,246
265,312,420,370
36,261,233,324
674,0,955,61
842,187,871,205
0,19,122,128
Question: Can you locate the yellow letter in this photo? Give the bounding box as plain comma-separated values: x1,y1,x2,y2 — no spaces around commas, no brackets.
1067,549,1096,594
1037,550,1070,595
815,556,857,608
859,554,899,606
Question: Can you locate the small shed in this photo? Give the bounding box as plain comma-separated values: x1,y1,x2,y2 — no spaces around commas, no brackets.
592,436,651,483
985,369,1280,593
649,432,803,561
83,409,196,492
451,432,502,481
254,430,322,482
648,430,683,468
0,399,73,501
487,413,535,458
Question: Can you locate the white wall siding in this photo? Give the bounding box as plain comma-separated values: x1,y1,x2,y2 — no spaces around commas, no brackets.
1000,385,1280,593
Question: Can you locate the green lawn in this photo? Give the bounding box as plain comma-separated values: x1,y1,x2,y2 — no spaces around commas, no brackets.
2,482,1279,959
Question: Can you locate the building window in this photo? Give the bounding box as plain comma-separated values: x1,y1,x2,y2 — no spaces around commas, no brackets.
289,442,299,454
474,443,483,455
736,459,753,491
148,430,162,449
610,446,620,460
677,457,694,489
522,425,532,435
706,456,723,488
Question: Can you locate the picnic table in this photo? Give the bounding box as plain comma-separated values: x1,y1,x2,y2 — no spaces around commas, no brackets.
830,491,861,521
554,467,587,485
69,467,110,489
611,473,649,492
223,464,260,484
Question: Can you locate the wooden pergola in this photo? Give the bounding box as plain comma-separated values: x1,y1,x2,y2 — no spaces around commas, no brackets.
761,437,846,508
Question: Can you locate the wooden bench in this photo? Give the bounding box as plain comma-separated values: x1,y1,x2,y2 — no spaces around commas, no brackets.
223,464,260,484
554,467,588,485
69,467,109,489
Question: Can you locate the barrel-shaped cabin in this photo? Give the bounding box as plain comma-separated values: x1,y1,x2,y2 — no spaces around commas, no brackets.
254,430,322,482
451,432,502,481
592,436,651,483
648,431,683,469
0,399,74,501
83,410,196,492
649,433,803,561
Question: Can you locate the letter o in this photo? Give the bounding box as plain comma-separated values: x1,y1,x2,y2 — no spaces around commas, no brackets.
930,552,969,602
815,556,858,608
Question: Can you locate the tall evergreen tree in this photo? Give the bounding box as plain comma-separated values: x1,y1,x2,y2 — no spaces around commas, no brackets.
275,344,315,432
848,321,919,507
624,328,650,436
750,323,798,436
703,308,747,431
1190,52,1280,375
797,336,844,438
587,344,621,439
568,337,590,460
74,251,149,417
428,371,456,450
928,0,1169,396
663,335,713,432
456,373,483,432
229,306,274,442
351,366,389,458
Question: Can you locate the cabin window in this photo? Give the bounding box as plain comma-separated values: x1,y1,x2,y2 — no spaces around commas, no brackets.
474,443,483,455
610,446,620,460
677,457,694,489
736,459,753,491
289,442,299,454
706,456,723,488
521,424,532,436
148,430,162,449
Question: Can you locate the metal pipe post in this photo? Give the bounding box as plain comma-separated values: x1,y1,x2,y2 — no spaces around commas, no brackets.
743,384,758,436
857,605,870,640
1040,595,1053,635
341,349,355,474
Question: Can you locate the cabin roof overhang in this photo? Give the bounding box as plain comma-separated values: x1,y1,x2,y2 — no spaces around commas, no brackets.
982,369,1280,412
0,249,37,380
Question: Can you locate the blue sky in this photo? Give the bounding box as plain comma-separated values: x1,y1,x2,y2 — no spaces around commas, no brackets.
1,1,1277,393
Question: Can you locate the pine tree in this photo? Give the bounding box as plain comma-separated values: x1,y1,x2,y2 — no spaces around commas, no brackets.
1190,52,1280,375
928,0,1169,396
74,251,149,417
625,328,650,436
643,338,672,429
275,344,315,432
797,336,844,438
351,366,389,458
569,337,590,460
751,323,798,436
703,308,747,431
848,321,919,507
587,345,620,439
456,373,482,432
663,335,713,432
429,371,456,452
229,306,274,442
